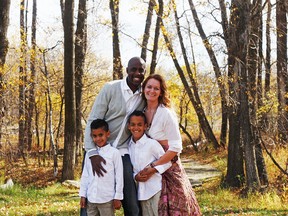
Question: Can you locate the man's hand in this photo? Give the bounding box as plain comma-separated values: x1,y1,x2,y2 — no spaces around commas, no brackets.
90,155,107,177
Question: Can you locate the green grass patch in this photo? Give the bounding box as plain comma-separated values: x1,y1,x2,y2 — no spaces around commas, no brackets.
0,147,287,215
196,185,288,215
0,183,79,215
0,183,125,215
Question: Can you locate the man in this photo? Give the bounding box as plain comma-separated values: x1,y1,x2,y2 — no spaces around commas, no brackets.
82,57,146,216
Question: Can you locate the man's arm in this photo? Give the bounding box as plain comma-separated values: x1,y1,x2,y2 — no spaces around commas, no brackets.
84,84,111,176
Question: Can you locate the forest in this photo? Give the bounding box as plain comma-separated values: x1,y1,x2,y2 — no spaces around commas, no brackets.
0,0,287,213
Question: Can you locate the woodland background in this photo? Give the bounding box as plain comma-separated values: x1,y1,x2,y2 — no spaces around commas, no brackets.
0,0,287,197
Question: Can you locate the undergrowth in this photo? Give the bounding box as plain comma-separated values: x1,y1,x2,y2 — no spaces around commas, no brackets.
0,146,287,215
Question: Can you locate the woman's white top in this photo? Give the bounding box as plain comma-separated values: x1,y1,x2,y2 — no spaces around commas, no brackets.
146,104,183,153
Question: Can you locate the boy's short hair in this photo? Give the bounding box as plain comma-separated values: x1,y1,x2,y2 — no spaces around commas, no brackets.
128,110,147,124
90,119,109,131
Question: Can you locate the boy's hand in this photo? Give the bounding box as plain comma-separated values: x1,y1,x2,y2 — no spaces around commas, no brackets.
90,155,107,177
80,197,86,208
113,199,122,210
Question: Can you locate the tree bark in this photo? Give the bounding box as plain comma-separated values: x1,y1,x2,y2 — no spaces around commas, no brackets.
75,0,87,165
225,0,246,187
110,0,122,80
249,0,268,186
173,0,220,149
27,0,37,151
189,0,227,147
150,0,162,74
227,0,261,190
19,0,27,156
276,0,288,143
41,50,58,176
62,0,76,181
141,0,154,61
0,0,11,148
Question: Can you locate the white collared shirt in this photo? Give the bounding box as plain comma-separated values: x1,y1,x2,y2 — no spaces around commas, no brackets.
79,144,123,203
128,134,171,200
121,77,142,113
112,78,142,155
146,104,183,153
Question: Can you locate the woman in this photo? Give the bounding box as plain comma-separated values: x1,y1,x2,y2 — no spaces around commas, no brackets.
141,74,201,216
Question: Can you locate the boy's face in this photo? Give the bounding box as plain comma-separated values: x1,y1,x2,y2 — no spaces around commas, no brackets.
91,128,110,147
128,115,147,141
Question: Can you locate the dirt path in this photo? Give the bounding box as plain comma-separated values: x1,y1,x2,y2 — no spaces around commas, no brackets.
181,158,222,187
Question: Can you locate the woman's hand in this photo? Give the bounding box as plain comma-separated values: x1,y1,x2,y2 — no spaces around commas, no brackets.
135,166,157,182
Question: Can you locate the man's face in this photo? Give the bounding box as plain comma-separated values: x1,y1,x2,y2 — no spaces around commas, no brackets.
127,59,146,88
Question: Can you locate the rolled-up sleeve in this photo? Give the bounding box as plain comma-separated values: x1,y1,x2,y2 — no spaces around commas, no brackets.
164,110,183,153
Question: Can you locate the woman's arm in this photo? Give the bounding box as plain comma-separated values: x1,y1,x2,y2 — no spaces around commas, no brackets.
153,140,178,166
153,150,177,166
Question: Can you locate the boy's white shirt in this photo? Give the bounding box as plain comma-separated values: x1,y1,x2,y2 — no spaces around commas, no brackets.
79,143,123,203
128,134,171,201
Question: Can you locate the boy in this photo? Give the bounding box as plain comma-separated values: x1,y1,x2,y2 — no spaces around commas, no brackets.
79,119,123,216
127,110,171,216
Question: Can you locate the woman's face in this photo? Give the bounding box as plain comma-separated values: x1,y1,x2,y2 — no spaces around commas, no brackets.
144,78,161,103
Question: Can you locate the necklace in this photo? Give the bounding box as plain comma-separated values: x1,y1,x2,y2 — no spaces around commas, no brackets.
144,105,158,131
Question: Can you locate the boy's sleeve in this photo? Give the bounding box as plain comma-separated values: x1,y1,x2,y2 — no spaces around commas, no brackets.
79,155,90,197
114,150,124,200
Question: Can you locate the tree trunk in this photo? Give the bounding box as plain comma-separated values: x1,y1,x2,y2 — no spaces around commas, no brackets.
0,0,11,148
189,0,228,147
42,50,58,176
172,0,220,149
225,0,247,187
141,0,154,61
228,0,261,191
262,0,271,130
19,0,27,156
276,0,288,143
110,0,122,80
62,0,76,181
27,0,37,151
75,0,87,165
248,0,268,186
150,0,162,75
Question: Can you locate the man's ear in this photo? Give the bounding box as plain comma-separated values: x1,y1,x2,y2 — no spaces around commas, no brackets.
107,131,111,137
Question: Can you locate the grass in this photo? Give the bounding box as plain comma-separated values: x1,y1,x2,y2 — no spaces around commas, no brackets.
0,183,79,215
0,147,287,215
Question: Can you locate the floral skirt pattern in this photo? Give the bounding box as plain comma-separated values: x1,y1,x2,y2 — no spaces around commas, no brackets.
158,160,201,216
